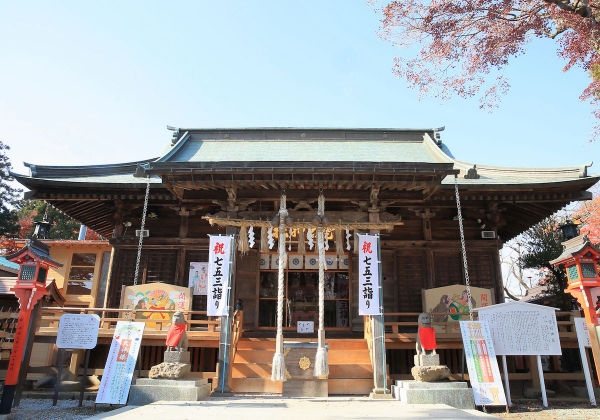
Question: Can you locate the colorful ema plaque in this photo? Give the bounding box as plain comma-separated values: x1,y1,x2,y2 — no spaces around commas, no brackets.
120,282,192,326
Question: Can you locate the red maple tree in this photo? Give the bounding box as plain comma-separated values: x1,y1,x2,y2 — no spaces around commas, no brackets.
371,1,600,130
573,184,600,243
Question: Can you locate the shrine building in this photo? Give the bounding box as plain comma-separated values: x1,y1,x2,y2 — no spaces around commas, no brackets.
11,127,599,395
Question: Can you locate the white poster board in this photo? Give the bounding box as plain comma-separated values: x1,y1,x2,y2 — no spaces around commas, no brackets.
477,301,561,356
476,301,560,407
574,318,597,406
56,314,100,349
460,320,507,406
96,321,145,405
189,262,208,295
358,234,381,315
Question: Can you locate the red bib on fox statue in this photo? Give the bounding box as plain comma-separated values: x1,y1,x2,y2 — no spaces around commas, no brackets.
166,324,186,347
165,311,188,352
418,326,437,351
416,312,437,355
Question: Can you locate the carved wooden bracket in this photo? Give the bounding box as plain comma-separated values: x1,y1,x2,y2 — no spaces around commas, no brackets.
409,207,437,219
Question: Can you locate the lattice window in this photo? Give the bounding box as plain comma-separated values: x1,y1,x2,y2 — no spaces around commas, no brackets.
466,253,495,290
434,253,462,288
581,263,597,278
567,265,579,280
397,251,425,312
112,249,178,307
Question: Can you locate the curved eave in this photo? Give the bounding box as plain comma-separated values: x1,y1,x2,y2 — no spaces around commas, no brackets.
146,160,458,175
11,172,164,190
23,158,159,178
440,175,600,191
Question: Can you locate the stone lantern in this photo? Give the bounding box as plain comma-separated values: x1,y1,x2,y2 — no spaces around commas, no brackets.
0,238,62,414
549,234,600,325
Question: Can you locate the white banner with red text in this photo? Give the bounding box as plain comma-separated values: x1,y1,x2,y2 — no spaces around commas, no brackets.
207,235,233,316
358,234,381,315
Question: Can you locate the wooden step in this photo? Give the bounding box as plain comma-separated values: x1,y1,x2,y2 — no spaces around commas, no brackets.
236,339,276,350
326,340,369,350
232,363,273,378
231,377,282,394
328,350,371,364
328,363,372,379
235,349,275,364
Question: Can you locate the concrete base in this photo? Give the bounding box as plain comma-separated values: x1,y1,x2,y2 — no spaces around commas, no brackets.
394,380,475,410
128,378,211,405
369,392,394,399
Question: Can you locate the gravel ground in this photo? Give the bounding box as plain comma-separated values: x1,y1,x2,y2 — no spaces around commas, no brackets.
0,399,117,420
488,402,599,420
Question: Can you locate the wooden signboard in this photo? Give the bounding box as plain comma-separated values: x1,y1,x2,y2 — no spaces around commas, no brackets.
476,301,561,356
476,301,561,407
56,314,100,349
574,318,597,406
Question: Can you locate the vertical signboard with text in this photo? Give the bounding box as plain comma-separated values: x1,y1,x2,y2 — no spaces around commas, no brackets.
96,321,145,405
207,235,233,316
358,234,381,315
460,320,507,406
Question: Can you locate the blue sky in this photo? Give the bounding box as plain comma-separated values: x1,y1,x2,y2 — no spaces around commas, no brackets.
1,1,599,178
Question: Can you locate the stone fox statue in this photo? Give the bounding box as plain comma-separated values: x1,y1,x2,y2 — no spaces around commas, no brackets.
166,311,188,352
416,312,437,356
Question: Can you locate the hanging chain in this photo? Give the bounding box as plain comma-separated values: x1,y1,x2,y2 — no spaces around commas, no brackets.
454,175,474,321
133,179,151,287
456,175,488,413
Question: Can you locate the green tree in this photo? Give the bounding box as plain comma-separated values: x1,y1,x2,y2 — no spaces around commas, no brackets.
519,215,572,310
0,141,20,237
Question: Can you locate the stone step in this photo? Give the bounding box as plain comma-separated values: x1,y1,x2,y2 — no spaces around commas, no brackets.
129,378,211,405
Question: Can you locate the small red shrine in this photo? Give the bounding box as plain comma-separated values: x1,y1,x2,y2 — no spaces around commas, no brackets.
0,239,62,414
550,234,600,325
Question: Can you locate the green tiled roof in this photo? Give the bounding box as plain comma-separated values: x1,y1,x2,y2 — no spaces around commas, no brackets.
165,139,439,163
10,128,597,187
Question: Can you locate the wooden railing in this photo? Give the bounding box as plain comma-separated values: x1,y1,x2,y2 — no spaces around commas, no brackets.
38,307,221,337
383,310,580,342
382,310,586,383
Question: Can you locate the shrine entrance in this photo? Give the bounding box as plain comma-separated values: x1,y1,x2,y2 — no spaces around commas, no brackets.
257,253,351,330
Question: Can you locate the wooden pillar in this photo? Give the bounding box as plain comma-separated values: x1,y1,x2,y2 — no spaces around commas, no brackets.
528,355,541,389
490,244,505,303
426,250,435,289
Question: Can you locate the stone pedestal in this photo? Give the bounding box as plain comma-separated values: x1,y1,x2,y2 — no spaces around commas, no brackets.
149,351,192,379
414,353,439,367
282,342,328,397
392,380,475,410
128,378,211,405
